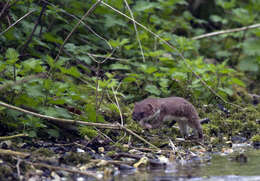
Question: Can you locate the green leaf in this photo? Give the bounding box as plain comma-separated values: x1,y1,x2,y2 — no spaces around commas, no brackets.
43,33,63,44
243,38,260,56
123,76,136,83
218,87,233,96
78,56,91,64
46,129,60,138
46,55,55,68
5,48,19,64
231,78,245,87
60,67,81,78
134,1,159,12
110,63,130,70
238,58,259,72
104,14,127,28
145,85,161,95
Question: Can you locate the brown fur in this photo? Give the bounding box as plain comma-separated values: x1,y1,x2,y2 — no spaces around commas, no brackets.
132,97,203,140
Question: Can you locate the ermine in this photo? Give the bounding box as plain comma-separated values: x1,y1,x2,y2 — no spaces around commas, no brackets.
132,97,203,140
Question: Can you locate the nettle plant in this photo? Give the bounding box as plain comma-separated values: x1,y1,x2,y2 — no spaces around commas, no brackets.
111,35,245,103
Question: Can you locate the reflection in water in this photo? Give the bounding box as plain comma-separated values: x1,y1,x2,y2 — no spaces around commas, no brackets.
112,150,260,181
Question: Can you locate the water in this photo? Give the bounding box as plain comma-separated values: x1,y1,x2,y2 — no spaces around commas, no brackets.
113,149,260,181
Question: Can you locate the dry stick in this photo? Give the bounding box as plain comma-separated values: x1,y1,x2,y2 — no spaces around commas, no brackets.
0,133,28,141
117,123,159,150
16,158,22,179
41,0,112,50
87,53,128,62
123,0,145,62
192,23,260,40
101,1,242,109
0,148,30,158
54,0,102,62
23,161,101,179
0,101,158,149
0,10,36,36
112,86,124,126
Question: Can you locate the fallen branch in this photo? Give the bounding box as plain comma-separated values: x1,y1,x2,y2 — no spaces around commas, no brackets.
0,101,159,150
0,148,30,158
0,133,29,141
192,23,260,40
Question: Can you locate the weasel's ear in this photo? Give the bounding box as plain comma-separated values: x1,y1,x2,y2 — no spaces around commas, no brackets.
147,103,153,111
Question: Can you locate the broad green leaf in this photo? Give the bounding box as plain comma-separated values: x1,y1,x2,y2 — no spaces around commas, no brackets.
218,87,233,96
145,84,161,95
110,63,130,70
238,58,259,72
46,55,55,68
46,129,60,138
134,1,159,12
231,78,245,87
6,48,19,64
60,67,81,78
43,33,63,44
104,14,127,28
123,76,136,83
78,56,91,64
144,66,157,74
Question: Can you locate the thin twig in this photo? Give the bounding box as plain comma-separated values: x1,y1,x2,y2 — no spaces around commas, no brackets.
0,10,36,36
0,0,11,18
192,23,260,40
112,86,124,126
54,0,102,62
123,0,145,62
42,0,112,50
87,53,128,62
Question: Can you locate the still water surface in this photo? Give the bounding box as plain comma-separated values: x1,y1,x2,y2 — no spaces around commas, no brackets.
114,149,260,181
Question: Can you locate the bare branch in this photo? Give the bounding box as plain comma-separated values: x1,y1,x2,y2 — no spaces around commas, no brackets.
192,23,260,40
0,10,36,36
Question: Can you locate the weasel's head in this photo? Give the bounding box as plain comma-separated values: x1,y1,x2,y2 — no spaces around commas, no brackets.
132,101,160,129
132,102,154,122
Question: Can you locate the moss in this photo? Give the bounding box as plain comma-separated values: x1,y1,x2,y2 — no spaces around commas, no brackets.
62,152,91,165
32,148,55,157
106,151,117,157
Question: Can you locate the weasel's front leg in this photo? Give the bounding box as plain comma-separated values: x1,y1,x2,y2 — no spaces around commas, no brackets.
177,120,189,139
